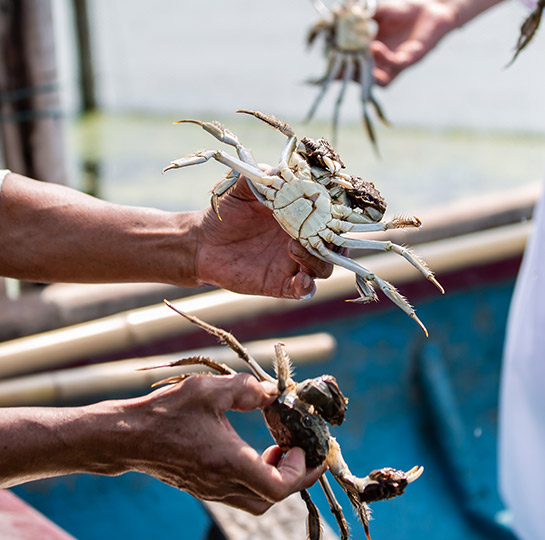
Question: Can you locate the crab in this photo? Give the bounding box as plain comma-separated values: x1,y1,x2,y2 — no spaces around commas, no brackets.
508,0,544,65
143,300,424,540
305,0,387,152
163,109,444,335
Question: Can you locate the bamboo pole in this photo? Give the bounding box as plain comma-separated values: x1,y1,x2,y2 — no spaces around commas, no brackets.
0,222,531,379
0,333,337,406
0,0,66,184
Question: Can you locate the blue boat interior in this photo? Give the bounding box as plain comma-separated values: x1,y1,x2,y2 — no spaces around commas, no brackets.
12,271,519,540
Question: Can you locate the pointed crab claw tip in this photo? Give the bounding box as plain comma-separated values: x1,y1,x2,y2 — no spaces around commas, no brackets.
412,315,428,337
162,165,174,174
136,362,172,372
407,465,424,483
429,276,445,294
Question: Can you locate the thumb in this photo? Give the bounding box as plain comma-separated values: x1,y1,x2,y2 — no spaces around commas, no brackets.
219,374,278,412
276,447,307,486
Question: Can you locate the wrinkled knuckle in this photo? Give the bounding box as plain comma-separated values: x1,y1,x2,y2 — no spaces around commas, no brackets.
318,261,334,279
180,373,205,392
267,484,291,503
233,372,259,392
180,373,214,401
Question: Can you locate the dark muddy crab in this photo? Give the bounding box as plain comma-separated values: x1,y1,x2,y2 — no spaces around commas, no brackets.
163,110,444,335
144,300,423,540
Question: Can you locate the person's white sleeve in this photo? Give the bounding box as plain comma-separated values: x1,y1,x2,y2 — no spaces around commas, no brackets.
0,169,11,195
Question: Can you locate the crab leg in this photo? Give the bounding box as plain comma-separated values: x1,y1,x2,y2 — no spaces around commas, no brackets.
299,489,323,540
173,119,259,168
357,50,389,132
508,0,545,66
326,438,423,540
354,275,378,303
329,212,421,230
138,355,238,387
318,233,444,294
235,109,301,185
370,94,389,127
235,110,301,185
332,56,354,145
237,109,296,139
163,300,275,384
357,54,379,154
303,241,429,335
308,0,332,19
163,149,267,193
305,53,345,124
164,118,267,207
163,147,285,205
319,475,350,540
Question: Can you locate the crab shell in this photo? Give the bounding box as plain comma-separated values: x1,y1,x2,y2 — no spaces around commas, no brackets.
262,374,348,469
263,393,331,469
334,1,376,52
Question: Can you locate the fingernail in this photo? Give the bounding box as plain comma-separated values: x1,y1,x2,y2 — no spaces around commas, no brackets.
289,240,305,257
299,278,316,300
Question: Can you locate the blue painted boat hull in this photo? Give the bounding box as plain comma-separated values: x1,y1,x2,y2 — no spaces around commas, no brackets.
12,262,519,539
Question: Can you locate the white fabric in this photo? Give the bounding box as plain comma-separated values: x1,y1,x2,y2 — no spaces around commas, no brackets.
0,169,10,195
500,4,543,537
499,184,545,540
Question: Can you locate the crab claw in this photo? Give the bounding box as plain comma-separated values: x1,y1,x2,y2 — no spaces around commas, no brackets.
162,150,219,174
174,119,241,147
358,465,424,504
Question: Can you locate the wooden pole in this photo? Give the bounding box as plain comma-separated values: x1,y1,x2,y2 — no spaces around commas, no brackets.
72,0,96,112
0,0,67,185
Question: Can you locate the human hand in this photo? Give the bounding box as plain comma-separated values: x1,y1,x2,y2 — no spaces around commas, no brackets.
372,0,459,86
122,373,326,514
192,170,334,299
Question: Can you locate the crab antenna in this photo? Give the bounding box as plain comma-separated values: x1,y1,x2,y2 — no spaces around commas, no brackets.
163,300,276,383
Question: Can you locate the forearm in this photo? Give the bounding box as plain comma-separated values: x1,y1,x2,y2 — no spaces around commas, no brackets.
0,402,131,488
0,173,200,286
447,0,505,28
